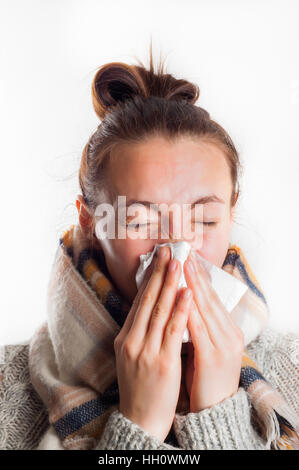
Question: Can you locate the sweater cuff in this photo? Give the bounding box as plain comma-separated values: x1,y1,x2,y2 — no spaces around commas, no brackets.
94,410,179,450
173,387,266,450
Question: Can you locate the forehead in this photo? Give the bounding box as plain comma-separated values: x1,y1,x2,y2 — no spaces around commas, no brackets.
108,136,232,205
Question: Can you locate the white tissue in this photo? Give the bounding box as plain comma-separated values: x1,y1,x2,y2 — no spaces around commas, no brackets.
135,242,248,343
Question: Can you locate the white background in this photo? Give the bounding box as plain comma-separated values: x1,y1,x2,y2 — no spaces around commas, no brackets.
0,0,298,346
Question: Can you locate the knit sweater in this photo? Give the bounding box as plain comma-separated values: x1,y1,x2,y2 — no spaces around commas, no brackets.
0,326,298,450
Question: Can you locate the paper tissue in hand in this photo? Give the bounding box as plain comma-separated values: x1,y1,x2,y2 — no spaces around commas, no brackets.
135,241,249,343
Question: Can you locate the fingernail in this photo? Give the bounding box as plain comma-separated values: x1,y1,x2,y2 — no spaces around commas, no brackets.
168,258,177,272
159,247,166,259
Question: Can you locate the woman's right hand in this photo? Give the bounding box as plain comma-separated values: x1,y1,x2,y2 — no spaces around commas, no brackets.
113,245,193,442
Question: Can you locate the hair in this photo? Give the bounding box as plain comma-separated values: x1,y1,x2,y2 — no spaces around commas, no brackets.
79,43,242,249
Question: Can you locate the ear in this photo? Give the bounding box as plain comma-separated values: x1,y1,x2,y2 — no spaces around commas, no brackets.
76,194,93,236
232,191,239,207
230,191,239,227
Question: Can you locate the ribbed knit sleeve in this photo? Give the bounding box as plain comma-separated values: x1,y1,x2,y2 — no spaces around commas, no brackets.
0,344,49,450
173,387,266,449
94,410,180,450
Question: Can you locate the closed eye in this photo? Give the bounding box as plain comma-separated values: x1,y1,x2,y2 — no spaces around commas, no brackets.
197,222,217,226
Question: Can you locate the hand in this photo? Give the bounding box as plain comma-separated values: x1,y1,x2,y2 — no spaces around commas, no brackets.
183,250,245,413
113,246,193,442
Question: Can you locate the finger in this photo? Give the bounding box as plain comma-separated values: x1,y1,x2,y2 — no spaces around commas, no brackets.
144,256,182,353
161,287,193,360
116,259,155,343
191,250,237,329
125,245,171,351
184,252,232,348
183,254,221,344
187,298,214,357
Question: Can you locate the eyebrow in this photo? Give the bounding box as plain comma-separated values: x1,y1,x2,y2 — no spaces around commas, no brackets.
125,194,225,209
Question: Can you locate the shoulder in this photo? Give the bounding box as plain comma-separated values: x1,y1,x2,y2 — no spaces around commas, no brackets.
0,342,50,450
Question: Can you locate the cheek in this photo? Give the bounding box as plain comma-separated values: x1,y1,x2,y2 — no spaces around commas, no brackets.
197,221,232,267
110,238,156,276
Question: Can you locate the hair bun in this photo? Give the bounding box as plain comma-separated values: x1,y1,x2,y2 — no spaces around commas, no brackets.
91,55,200,121
91,62,147,120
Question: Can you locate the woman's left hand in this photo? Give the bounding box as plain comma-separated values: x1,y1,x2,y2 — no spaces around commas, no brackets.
183,250,245,413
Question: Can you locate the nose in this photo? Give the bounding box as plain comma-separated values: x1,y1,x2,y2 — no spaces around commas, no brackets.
158,209,197,242
158,236,197,252
152,239,198,272
159,214,197,244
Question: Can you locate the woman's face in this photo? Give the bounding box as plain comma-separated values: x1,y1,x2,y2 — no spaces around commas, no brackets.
78,135,236,304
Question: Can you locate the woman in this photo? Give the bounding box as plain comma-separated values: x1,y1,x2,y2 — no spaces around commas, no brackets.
1,47,298,450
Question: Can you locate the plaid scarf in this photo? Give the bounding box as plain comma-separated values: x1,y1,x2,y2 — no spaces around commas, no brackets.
28,223,299,450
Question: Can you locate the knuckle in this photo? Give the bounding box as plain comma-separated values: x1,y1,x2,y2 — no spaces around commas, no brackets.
113,335,121,352
196,293,209,312
165,271,178,288
167,319,182,337
137,349,154,369
151,303,166,322
155,261,165,275
142,290,153,305
159,356,173,374
196,315,207,332
121,341,136,361
132,292,141,308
